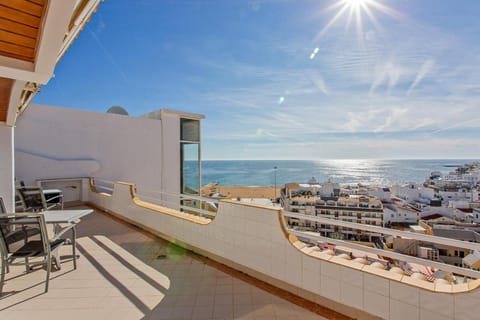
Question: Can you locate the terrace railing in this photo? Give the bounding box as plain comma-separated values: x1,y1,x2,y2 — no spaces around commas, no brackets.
282,211,480,279
91,178,218,218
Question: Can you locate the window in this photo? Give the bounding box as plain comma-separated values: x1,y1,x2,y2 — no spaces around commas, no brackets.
180,118,201,196
181,143,200,195
181,118,200,142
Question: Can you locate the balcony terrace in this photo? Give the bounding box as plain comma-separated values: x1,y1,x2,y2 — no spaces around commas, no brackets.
0,206,338,320
2,177,480,320
2,1,480,320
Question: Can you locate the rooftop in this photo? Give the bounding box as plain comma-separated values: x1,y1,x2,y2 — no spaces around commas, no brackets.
0,206,345,320
289,195,382,208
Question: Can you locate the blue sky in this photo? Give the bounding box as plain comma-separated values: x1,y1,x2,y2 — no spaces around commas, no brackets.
35,0,480,160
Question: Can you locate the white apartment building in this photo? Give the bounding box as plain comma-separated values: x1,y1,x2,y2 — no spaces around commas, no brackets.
439,189,479,204
383,198,421,225
467,208,480,224
391,183,435,203
284,181,383,240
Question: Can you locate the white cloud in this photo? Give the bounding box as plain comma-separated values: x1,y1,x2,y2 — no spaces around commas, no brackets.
407,59,436,96
308,71,329,95
186,3,480,160
369,59,405,95
204,135,480,160
374,107,409,132
255,128,275,137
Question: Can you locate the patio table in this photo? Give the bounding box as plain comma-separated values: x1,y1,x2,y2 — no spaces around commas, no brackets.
43,209,92,224
43,209,93,269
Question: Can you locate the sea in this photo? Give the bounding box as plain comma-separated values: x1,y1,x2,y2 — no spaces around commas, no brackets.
201,159,479,187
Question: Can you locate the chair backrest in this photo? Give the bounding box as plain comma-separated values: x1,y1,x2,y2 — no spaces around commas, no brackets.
0,197,5,214
0,213,7,259
0,197,9,241
0,197,7,255
16,187,48,212
0,214,49,255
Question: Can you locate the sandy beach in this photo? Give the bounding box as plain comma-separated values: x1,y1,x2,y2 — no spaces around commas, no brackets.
201,183,278,199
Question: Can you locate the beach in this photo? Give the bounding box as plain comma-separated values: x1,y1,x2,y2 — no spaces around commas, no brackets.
201,183,277,199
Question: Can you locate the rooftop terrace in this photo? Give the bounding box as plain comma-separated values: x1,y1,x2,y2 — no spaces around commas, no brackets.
0,206,345,320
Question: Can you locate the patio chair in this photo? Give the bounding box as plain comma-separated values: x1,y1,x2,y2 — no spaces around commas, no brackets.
0,213,71,294
14,188,77,270
16,186,63,212
1,197,43,274
0,197,5,214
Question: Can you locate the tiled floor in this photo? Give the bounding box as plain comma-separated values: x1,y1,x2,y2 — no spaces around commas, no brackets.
0,207,347,320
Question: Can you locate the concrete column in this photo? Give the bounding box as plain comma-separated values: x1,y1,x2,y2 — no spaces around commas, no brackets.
160,112,181,210
0,123,14,212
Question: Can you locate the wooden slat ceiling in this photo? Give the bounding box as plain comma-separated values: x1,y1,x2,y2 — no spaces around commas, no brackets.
0,0,47,63
0,77,14,121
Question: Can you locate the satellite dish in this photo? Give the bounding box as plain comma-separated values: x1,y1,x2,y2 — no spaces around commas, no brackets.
106,105,129,115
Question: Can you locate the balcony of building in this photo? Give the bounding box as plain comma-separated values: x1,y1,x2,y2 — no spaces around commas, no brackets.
1,2,479,320
2,177,480,320
0,205,338,320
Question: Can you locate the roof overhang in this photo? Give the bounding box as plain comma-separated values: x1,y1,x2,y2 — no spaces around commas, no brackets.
0,0,102,126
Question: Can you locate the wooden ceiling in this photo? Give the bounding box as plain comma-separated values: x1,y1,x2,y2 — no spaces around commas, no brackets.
0,0,47,63
0,0,99,124
0,77,13,121
0,0,47,122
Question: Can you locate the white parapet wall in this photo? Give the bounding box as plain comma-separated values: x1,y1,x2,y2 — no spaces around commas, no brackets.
87,181,480,320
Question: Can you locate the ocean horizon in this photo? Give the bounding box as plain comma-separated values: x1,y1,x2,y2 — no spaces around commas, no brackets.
201,159,480,187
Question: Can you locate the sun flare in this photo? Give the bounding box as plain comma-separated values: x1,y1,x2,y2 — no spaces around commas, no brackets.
345,0,370,7
314,0,399,42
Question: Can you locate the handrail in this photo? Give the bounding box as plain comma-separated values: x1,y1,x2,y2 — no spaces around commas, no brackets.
92,178,115,194
93,178,115,186
135,191,219,208
283,211,480,252
179,205,216,217
286,228,480,279
282,210,480,279
134,192,178,209
90,177,219,216
180,193,219,205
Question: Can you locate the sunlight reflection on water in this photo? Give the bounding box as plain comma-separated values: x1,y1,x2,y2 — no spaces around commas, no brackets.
201,159,471,186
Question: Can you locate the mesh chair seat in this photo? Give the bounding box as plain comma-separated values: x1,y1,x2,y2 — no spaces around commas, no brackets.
11,238,65,258
0,214,73,295
4,228,41,245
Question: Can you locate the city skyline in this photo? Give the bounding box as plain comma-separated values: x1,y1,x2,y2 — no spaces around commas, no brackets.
34,0,480,160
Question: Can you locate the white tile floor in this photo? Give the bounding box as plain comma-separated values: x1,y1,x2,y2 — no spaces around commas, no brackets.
0,207,345,320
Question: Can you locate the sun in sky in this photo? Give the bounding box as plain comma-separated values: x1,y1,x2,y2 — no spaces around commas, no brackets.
314,0,399,41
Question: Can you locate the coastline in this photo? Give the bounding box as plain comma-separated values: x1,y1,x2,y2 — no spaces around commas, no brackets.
200,161,479,200
201,183,277,199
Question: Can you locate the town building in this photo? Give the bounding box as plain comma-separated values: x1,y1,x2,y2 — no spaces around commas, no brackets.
283,180,383,240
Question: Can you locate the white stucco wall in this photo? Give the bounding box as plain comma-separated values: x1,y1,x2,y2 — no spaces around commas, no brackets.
160,111,181,210
0,124,14,212
88,182,480,320
14,104,179,196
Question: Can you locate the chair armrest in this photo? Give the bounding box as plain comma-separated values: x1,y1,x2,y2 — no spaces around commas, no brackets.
51,222,76,240
45,194,63,202
45,194,64,210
